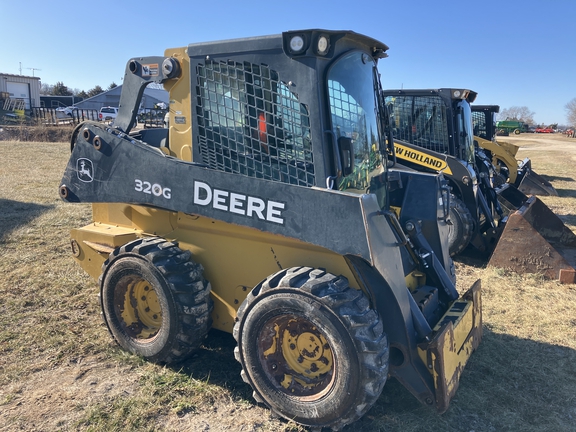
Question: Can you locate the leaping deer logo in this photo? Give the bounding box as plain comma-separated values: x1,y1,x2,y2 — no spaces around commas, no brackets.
77,158,94,182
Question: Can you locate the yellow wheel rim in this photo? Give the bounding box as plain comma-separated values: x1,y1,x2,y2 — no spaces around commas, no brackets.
259,315,334,398
117,276,162,340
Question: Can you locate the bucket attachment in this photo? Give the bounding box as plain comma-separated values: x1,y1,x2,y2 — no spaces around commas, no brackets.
488,196,576,280
515,158,558,196
496,183,529,215
418,280,482,413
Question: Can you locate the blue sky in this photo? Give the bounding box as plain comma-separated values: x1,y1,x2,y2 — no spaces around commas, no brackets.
1,0,574,125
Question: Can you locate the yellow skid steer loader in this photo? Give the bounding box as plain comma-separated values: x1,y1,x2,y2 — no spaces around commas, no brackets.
472,104,558,196
383,89,576,280
59,30,482,430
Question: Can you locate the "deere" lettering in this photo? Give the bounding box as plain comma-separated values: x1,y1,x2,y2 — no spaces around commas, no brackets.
193,181,285,225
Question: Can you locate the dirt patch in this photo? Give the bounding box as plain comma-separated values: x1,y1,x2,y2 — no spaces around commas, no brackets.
0,355,139,431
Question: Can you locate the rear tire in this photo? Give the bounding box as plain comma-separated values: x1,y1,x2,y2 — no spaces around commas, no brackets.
447,194,474,256
100,237,212,364
233,267,388,431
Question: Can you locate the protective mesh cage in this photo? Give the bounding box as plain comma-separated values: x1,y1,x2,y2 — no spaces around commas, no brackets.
472,111,489,140
385,95,450,154
195,60,315,186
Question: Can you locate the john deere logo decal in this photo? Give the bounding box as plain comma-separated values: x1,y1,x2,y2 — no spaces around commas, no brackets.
77,158,94,182
394,143,453,175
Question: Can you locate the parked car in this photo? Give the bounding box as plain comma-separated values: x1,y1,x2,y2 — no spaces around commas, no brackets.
535,127,554,133
56,106,78,117
99,106,119,121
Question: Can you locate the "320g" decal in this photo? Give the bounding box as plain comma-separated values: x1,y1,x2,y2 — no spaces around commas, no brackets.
135,179,172,199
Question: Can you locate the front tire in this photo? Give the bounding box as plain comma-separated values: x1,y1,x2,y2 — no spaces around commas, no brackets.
447,194,474,256
100,237,212,364
233,267,388,431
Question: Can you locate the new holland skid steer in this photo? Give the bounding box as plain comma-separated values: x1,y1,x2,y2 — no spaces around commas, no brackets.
382,88,576,279
383,88,505,256
471,104,558,196
59,30,483,430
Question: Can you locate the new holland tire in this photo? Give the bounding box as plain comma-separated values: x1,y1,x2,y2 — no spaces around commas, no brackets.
493,172,508,188
233,267,389,431
447,194,474,256
100,237,212,364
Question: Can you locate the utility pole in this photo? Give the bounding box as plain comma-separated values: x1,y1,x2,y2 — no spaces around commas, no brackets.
27,67,41,77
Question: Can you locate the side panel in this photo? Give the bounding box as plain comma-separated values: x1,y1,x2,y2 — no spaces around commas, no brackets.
61,125,371,260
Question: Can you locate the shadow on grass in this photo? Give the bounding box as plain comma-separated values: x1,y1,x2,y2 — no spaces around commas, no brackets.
555,188,576,198
0,198,54,241
538,175,575,183
165,325,576,431
177,329,251,399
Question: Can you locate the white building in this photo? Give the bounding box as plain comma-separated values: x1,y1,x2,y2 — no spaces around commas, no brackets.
0,73,41,109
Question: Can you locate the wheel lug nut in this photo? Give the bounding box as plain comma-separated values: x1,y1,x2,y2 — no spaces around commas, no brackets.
310,363,318,372
289,343,296,350
153,314,158,319
271,363,277,370
141,296,146,301
297,356,304,363
145,307,150,312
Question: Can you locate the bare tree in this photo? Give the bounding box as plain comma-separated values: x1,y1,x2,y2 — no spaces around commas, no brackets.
498,106,536,124
565,98,576,126
40,83,53,95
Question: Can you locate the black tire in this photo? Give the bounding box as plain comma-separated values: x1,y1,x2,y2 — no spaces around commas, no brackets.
447,194,474,256
493,172,507,188
233,267,388,430
100,237,212,364
514,128,521,135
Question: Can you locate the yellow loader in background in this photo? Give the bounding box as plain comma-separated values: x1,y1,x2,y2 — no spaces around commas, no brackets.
383,89,576,280
472,104,558,196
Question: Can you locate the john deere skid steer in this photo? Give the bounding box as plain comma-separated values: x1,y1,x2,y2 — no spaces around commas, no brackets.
383,88,576,279
471,104,558,196
59,30,483,430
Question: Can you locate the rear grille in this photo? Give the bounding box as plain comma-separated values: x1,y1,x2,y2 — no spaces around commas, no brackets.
472,111,488,140
195,60,315,187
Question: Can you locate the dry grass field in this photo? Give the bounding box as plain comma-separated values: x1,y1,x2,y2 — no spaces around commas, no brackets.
1,134,576,431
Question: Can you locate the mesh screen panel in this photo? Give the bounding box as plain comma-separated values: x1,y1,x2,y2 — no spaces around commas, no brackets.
385,95,450,154
472,111,489,140
195,60,315,186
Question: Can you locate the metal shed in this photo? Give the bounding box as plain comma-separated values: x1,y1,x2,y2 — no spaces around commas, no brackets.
0,73,41,110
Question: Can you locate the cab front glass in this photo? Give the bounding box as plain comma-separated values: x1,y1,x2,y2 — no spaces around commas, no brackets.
327,51,385,195
456,100,475,165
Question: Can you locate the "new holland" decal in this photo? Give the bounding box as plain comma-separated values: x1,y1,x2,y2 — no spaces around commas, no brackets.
394,142,453,175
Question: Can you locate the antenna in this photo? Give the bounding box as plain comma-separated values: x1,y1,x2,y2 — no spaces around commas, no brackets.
27,67,42,77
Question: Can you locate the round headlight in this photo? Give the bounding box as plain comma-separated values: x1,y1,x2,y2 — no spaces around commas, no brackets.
453,90,461,98
289,36,305,53
317,36,329,55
